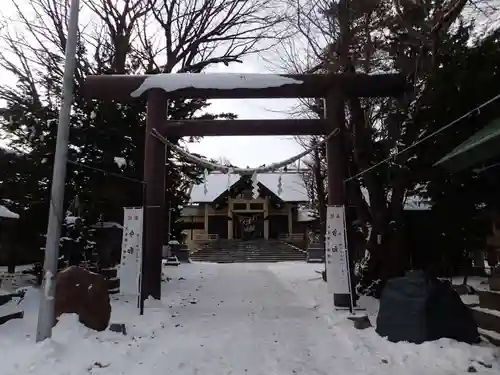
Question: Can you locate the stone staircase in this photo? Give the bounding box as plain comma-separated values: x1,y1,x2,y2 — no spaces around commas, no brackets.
470,278,500,346
190,239,307,263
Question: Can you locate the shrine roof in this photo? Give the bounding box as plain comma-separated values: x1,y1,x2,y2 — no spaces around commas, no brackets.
189,172,309,203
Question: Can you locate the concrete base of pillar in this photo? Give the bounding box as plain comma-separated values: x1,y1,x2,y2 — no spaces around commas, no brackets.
334,293,352,308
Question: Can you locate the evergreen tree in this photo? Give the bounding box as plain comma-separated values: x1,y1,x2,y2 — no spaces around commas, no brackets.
58,198,98,269
411,27,500,275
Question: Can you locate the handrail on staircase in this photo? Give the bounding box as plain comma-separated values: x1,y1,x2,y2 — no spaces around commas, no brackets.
194,233,219,242
278,233,305,241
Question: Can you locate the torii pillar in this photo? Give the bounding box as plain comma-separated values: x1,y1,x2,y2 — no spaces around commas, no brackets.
325,89,352,308
143,89,167,299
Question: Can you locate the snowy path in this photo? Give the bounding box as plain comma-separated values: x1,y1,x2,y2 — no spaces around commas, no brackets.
1,262,499,375
138,264,347,375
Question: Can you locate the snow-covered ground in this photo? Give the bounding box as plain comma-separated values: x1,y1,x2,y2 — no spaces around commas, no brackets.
0,265,36,292
1,262,499,375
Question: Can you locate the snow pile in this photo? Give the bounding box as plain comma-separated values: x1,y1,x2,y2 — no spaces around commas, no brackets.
0,288,174,375
64,215,77,226
0,204,19,219
114,157,127,169
130,73,303,97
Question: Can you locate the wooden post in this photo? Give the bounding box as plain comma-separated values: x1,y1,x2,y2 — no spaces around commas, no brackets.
325,89,351,308
228,197,233,239
143,90,167,300
264,197,269,240
204,204,209,235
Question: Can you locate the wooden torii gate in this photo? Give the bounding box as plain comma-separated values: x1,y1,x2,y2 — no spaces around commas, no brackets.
84,72,406,306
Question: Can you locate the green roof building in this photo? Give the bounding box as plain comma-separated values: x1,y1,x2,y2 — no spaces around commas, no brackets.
435,117,500,172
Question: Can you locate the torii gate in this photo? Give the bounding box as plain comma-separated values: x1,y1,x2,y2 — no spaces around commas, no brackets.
84,72,406,306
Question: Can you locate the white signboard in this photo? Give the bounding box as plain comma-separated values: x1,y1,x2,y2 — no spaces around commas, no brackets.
325,205,350,294
119,207,144,296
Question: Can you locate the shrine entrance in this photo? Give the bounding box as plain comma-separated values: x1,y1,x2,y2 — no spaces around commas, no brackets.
84,72,406,306
234,213,264,240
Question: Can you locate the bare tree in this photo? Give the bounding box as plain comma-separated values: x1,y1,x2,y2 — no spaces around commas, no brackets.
0,0,288,167
0,0,286,99
0,0,287,285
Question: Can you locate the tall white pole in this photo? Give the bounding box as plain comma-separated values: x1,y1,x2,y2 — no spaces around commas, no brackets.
36,0,81,342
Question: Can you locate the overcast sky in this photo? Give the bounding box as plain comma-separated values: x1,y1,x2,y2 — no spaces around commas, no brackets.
193,56,304,167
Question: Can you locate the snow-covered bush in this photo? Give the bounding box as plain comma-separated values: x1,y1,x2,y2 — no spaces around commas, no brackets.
59,211,97,268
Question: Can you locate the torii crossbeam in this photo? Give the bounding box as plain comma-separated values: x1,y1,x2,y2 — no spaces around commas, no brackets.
84,72,406,305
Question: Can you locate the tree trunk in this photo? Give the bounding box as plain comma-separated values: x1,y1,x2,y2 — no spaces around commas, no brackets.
6,245,16,274
313,141,326,243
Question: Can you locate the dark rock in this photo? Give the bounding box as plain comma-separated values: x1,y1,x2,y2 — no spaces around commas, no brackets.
109,323,127,335
348,315,372,330
376,272,480,344
55,266,111,331
467,365,477,373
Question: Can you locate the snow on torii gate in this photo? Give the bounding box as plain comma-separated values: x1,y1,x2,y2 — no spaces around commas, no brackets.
84,72,406,304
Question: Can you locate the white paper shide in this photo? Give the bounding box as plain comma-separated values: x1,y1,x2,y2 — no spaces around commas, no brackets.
325,205,350,294
119,207,144,296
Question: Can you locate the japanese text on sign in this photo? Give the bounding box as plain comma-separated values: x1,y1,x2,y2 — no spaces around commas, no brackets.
119,207,144,296
325,205,350,294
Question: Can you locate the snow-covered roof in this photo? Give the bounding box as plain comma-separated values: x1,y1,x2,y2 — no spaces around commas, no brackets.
294,190,429,222
0,205,19,219
65,215,78,225
131,73,302,98
257,173,309,202
91,221,123,229
297,208,316,222
189,172,309,203
190,173,241,202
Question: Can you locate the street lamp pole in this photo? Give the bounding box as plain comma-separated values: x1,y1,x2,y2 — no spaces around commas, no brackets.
36,0,81,342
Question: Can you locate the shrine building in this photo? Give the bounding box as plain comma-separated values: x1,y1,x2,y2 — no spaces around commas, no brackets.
180,171,313,249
